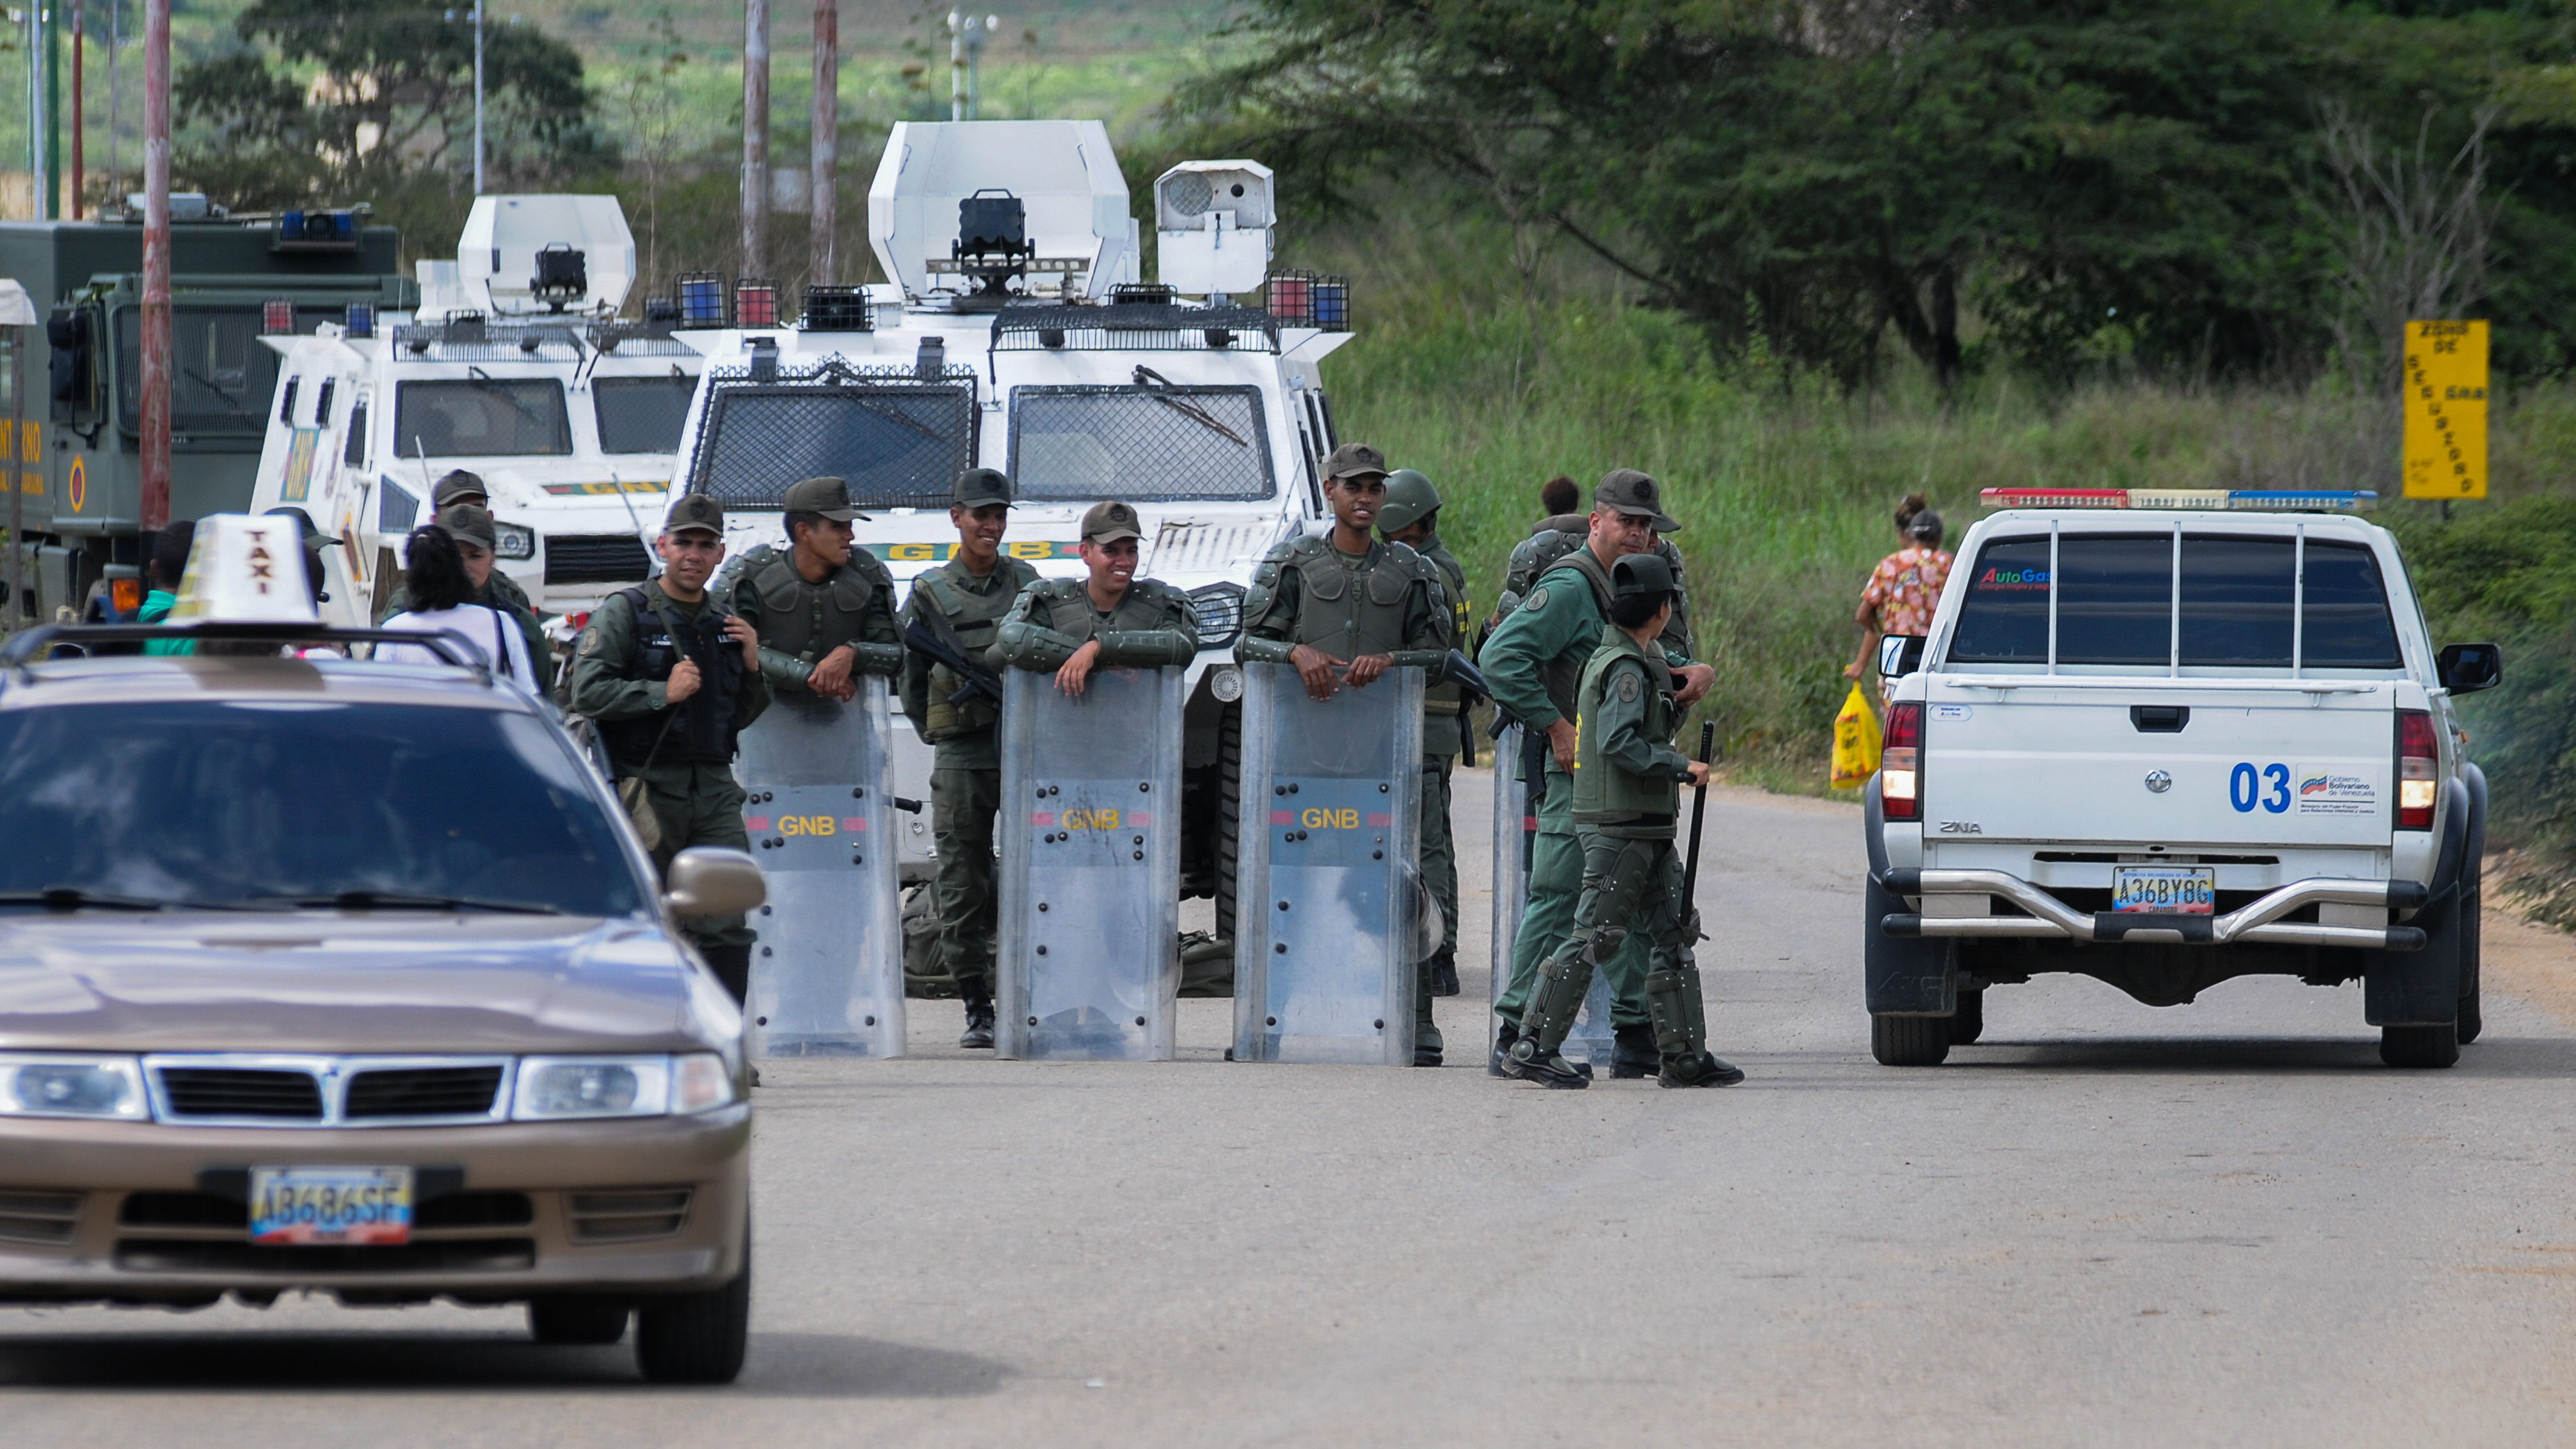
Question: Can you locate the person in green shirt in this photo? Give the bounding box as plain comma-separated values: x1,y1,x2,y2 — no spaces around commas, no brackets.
1376,468,1471,999
1479,469,1715,1077
138,520,193,656
1500,552,1744,1090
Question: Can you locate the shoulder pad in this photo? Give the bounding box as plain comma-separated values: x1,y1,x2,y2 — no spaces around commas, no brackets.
1252,555,1284,588
1285,534,1328,559
848,547,894,583
1035,577,1083,599
1134,577,1184,604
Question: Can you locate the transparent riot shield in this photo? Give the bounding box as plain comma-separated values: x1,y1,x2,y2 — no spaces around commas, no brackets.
1489,723,1615,1070
1233,662,1424,1065
995,665,1184,1061
735,676,905,1058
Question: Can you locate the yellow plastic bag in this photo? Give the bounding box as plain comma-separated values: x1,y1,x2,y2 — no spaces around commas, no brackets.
1830,683,1882,791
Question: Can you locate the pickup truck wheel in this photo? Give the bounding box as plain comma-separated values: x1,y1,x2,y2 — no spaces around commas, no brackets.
634,1236,751,1385
1947,989,1985,1046
2379,1022,2460,1069
527,1295,629,1345
1872,1013,1950,1066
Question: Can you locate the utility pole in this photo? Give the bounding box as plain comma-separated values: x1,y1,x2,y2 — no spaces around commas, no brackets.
140,0,166,531
27,6,45,219
810,0,836,283
107,0,116,204
43,0,58,217
69,0,81,218
739,0,769,278
471,0,484,194
948,11,963,122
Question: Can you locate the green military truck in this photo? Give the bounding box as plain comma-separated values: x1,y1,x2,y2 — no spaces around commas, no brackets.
0,200,414,624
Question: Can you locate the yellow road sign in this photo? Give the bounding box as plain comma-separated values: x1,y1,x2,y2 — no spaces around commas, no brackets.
2402,320,2488,500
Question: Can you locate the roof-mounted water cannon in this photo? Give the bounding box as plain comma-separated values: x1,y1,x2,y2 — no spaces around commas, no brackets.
1155,161,1274,299
419,195,637,320
868,120,1140,306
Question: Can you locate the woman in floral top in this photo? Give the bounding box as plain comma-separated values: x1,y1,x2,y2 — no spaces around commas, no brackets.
1846,494,1952,684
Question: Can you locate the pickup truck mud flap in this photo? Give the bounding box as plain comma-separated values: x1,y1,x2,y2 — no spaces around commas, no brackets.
1862,780,1958,1016
2364,766,2483,1028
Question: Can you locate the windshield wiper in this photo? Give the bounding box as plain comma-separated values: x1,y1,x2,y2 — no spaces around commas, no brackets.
1131,366,1248,447
0,888,260,913
246,890,563,915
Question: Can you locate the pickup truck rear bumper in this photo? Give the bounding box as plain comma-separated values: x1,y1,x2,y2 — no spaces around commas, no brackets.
1877,869,2428,951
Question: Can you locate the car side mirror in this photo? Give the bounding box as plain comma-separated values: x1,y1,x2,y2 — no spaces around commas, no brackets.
664,846,766,919
2437,642,2502,694
1878,634,1926,679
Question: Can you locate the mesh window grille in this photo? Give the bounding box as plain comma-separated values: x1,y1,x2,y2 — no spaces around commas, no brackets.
115,306,282,435
687,364,978,510
594,375,695,455
1008,385,1272,502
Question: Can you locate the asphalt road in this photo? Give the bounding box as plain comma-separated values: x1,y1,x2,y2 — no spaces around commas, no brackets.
8,770,2576,1446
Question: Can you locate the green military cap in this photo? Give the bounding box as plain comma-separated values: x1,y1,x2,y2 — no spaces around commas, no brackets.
1596,468,1681,533
1612,552,1675,597
1376,468,1441,533
437,502,498,552
782,474,866,521
432,469,489,509
259,506,340,550
664,492,725,537
953,467,1013,508
1323,442,1390,482
1081,499,1144,543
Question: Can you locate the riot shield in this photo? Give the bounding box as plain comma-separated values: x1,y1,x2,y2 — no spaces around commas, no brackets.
735,676,905,1058
1232,662,1425,1065
995,664,1184,1060
1489,724,1615,1070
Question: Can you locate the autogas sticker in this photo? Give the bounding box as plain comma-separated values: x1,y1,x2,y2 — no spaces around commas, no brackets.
539,480,667,495
865,540,1085,562
2293,764,2377,816
1932,703,1972,721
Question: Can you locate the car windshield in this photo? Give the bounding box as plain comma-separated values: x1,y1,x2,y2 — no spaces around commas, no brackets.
594,374,694,455
0,700,646,915
1009,385,1273,502
690,380,976,510
1949,532,2402,668
395,378,574,457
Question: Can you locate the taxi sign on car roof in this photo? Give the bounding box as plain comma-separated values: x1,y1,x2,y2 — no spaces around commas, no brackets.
1978,488,2377,513
168,513,320,626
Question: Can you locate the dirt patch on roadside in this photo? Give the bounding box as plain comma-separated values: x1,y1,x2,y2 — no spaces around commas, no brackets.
2482,888,2576,1030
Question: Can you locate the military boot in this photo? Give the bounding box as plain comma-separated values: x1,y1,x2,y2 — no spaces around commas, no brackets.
959,997,997,1051
1610,1022,1659,1079
1500,1035,1589,1089
1490,1021,1593,1080
702,945,753,1005
1658,1051,1746,1089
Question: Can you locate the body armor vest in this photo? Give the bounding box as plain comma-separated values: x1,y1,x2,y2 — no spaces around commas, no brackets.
1572,626,1680,827
1290,538,1419,660
747,547,888,669
601,587,747,770
1536,548,1617,730
1037,577,1180,638
1420,538,1469,718
919,556,1036,737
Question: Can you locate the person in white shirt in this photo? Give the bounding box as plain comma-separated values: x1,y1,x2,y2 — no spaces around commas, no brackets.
378,518,539,689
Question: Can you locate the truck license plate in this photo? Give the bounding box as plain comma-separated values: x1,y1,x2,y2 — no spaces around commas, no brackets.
2112,866,2216,915
249,1165,414,1245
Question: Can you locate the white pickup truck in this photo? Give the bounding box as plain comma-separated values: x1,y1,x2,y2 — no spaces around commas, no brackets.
1865,493,2501,1069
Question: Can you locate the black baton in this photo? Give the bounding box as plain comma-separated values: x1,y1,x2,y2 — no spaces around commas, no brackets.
1683,720,1715,897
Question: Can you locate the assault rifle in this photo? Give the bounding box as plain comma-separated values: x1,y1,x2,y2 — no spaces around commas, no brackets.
902,617,1006,710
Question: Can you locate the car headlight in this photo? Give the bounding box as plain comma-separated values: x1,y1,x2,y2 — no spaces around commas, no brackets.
510,1053,734,1119
1189,581,1244,649
492,521,538,561
0,1054,147,1120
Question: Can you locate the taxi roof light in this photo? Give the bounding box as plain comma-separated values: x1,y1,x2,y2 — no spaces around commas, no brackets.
167,514,319,626
1979,487,2377,514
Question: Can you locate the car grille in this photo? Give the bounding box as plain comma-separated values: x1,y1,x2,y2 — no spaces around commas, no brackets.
568,1188,692,1242
543,533,651,585
344,1066,504,1120
0,1190,80,1245
119,1191,532,1231
158,1068,324,1121
114,1238,536,1273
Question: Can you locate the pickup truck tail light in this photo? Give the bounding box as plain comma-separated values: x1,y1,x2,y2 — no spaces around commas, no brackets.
1882,702,1922,820
2397,710,2437,831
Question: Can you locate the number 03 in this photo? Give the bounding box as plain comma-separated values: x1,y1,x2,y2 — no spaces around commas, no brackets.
2230,762,2290,814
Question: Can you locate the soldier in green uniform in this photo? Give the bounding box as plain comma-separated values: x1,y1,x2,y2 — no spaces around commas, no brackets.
718,475,904,698
1376,468,1470,999
1502,553,1743,1089
569,493,773,1000
1236,442,1454,1064
1480,470,1715,1076
900,467,1042,1049
1490,505,1694,658
995,500,1199,680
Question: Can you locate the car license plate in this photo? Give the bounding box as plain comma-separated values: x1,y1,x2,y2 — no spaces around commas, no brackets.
2112,866,2216,915
249,1166,414,1246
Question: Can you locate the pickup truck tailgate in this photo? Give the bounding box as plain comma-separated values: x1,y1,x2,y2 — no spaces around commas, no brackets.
1920,680,2394,846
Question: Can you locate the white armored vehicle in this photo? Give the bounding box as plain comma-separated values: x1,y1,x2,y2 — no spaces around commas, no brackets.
247,195,699,624
672,120,1353,935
